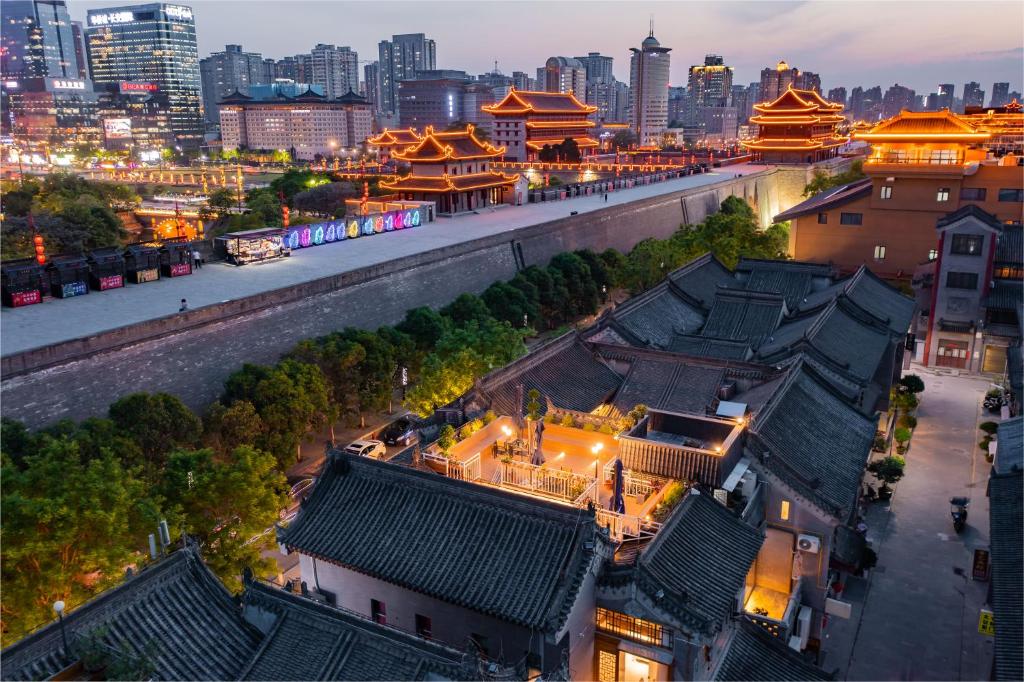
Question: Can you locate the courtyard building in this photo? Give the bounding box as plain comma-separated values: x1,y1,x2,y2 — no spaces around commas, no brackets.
483,89,599,162
742,87,846,164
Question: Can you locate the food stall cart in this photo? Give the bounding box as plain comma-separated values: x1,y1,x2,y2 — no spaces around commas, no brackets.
215,228,290,265
1,258,46,307
87,247,126,291
160,241,193,277
124,244,162,283
46,254,91,298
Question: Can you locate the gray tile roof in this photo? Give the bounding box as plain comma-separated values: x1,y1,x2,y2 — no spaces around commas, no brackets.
995,417,1024,476
748,360,876,520
637,490,763,633
827,266,915,335
667,253,736,310
987,279,1023,312
772,177,872,222
477,333,622,415
667,334,753,360
701,290,786,346
0,548,261,682
996,224,1022,265
611,358,724,416
714,620,833,681
989,469,1023,682
613,283,706,348
735,258,835,309
239,581,468,681
281,454,598,632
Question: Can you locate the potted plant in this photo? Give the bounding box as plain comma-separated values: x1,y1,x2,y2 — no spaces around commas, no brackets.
893,427,912,455
437,424,455,458
867,455,906,500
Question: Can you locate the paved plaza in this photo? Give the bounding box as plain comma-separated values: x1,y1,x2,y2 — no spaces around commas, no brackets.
1,165,759,356
820,367,996,680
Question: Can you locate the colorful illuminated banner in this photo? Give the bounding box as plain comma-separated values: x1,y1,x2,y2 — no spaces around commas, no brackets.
168,263,192,277
283,207,423,251
60,281,88,298
10,290,41,307
98,274,124,290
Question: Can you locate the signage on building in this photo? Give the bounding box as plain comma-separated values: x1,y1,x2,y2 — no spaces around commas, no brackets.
51,79,86,91
104,118,133,140
169,263,191,277
98,275,124,291
89,11,135,25
972,548,990,581
4,80,18,89
978,609,995,636
164,5,193,20
120,81,158,94
283,207,423,251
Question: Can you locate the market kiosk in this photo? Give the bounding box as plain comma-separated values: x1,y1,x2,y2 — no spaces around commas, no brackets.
46,255,91,298
215,228,290,265
1,259,46,307
124,244,162,283
160,241,193,277
87,247,126,291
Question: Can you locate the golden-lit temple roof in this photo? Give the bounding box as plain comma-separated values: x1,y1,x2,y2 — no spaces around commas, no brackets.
483,88,598,115
743,87,847,153
853,110,991,142
380,171,519,193
526,137,600,150
391,125,506,162
367,128,422,147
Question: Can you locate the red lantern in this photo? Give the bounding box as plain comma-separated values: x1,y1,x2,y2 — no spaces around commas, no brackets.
33,234,45,264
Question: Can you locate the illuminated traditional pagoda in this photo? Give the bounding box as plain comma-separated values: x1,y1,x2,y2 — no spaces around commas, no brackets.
963,99,1024,155
367,128,422,161
380,125,520,215
743,87,846,164
853,109,990,167
483,88,598,162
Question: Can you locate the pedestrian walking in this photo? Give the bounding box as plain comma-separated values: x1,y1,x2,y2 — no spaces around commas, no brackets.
192,248,202,268
179,298,188,312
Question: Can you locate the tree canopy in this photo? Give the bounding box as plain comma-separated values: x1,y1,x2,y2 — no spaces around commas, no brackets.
802,160,866,197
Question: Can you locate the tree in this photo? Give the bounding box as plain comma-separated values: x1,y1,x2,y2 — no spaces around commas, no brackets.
405,348,482,417
108,393,202,473
802,160,866,197
521,265,570,327
158,446,287,591
397,306,450,353
482,281,539,328
1,442,156,645
292,182,358,216
245,188,281,225
666,196,790,269
899,374,925,394
612,129,638,150
207,188,236,212
440,293,493,328
558,138,582,163
549,252,599,317
538,144,556,163
203,400,265,456
437,424,456,455
598,248,627,289
867,455,906,493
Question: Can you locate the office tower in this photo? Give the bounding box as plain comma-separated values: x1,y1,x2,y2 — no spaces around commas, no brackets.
397,76,468,130
882,83,915,118
1010,90,1023,104
730,84,753,124
511,71,531,91
827,87,847,109
310,44,359,99
667,86,686,125
575,52,613,85
990,82,1010,107
543,57,587,97
935,83,955,110
962,82,984,108
686,54,734,125
797,71,820,93
378,33,436,115
629,28,671,145
70,20,88,78
86,3,202,148
760,60,798,101
363,61,381,112
2,0,82,78
200,44,272,127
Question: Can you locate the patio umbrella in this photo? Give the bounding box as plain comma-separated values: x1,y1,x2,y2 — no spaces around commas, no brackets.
611,458,626,514
531,419,545,466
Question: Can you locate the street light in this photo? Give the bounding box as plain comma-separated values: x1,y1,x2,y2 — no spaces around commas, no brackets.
53,600,69,654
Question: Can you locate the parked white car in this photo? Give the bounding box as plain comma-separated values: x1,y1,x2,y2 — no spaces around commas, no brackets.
343,439,387,459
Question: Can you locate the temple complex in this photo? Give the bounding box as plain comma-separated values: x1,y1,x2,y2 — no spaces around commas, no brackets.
366,127,422,162
379,125,520,215
743,87,846,164
483,89,598,162
963,99,1024,156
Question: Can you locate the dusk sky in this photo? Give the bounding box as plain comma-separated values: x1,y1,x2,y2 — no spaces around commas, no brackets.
71,0,1024,96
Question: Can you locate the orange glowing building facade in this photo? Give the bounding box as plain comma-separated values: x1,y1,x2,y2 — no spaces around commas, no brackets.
963,99,1024,156
380,125,519,215
482,89,598,162
776,109,1024,277
367,127,422,161
743,87,846,164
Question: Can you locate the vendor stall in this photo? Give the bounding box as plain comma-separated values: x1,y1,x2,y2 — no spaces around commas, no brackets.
1,259,46,307
46,255,91,298
124,244,161,284
87,247,126,291
215,228,289,265
160,241,193,277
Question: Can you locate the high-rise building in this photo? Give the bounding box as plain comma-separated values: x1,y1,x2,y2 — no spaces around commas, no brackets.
70,20,88,78
511,71,531,91
827,87,847,109
543,57,587,98
668,86,686,126
962,82,985,108
397,76,467,130
310,44,358,99
759,60,821,101
936,83,955,110
629,28,671,145
199,44,272,127
798,71,821,93
685,54,734,125
378,33,436,115
730,84,752,124
86,3,203,148
849,85,882,121
882,83,915,118
575,52,613,85
990,82,1010,107
1,1,100,149
363,61,380,112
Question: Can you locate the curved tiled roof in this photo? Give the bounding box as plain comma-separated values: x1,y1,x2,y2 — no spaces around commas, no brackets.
1,548,261,681
611,359,724,416
391,126,506,162
637,490,763,633
239,581,468,681
714,620,833,681
701,290,786,345
612,283,706,348
483,89,597,115
989,465,1023,682
282,454,598,631
854,110,990,141
667,253,735,310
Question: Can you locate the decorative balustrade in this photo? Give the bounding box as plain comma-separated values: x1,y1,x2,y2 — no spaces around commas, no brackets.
448,452,481,481
500,460,593,502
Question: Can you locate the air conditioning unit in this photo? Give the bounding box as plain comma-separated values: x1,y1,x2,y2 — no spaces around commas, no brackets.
797,533,821,554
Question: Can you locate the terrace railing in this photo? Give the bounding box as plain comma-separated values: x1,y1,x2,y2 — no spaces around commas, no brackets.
448,452,481,482
595,508,662,542
500,460,593,502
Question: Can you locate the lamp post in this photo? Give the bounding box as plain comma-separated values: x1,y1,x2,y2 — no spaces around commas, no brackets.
53,600,69,654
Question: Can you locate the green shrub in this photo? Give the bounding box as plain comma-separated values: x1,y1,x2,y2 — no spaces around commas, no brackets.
898,414,917,430
598,423,614,435
867,455,906,488
899,374,925,394
483,410,497,425
986,388,1003,399
979,437,993,451
651,482,687,522
582,422,595,432
437,424,455,455
979,421,1000,435
894,427,912,445
872,434,887,452
560,414,575,428
543,413,556,424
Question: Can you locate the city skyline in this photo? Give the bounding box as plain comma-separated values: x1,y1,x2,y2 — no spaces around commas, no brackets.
68,0,1024,95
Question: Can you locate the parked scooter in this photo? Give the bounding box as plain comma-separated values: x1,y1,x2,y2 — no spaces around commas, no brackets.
950,497,970,533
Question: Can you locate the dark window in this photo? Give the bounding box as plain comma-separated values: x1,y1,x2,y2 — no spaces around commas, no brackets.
960,187,987,201
950,234,984,255
415,614,432,639
840,212,863,225
817,212,827,224
946,272,979,289
998,188,1024,202
370,599,386,625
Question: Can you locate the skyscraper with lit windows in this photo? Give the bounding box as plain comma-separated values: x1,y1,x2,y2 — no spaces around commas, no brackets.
629,28,671,145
